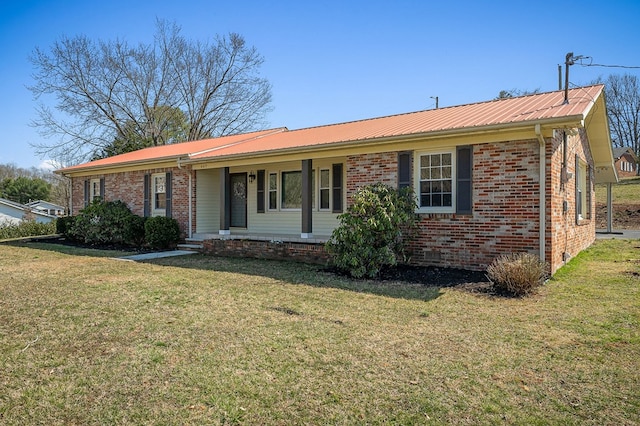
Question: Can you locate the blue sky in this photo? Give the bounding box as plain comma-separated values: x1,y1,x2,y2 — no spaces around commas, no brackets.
1,0,639,169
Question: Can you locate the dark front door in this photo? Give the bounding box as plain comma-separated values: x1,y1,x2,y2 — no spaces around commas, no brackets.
230,173,247,228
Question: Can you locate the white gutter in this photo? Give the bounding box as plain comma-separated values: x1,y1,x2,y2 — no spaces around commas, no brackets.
535,124,546,263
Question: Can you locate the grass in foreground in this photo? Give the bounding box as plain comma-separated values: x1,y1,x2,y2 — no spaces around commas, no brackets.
0,239,638,425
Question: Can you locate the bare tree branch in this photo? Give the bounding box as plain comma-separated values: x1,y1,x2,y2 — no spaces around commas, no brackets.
29,19,272,164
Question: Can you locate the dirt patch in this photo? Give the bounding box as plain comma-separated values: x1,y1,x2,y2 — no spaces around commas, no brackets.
596,203,640,229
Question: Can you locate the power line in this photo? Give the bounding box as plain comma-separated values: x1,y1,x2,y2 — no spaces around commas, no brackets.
582,63,640,69
573,56,640,69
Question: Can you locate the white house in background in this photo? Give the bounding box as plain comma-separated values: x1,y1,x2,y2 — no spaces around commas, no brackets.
0,198,57,225
25,200,66,217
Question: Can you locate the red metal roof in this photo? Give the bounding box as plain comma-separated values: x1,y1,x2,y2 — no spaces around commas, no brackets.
59,85,605,172
60,128,286,171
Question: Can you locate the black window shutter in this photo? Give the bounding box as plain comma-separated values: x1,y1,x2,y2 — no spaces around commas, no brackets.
256,170,265,213
456,146,473,215
398,152,412,189
165,172,172,218
143,173,150,217
99,178,105,200
332,163,343,213
83,179,89,207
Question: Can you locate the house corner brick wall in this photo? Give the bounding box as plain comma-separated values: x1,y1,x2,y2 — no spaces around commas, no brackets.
344,137,597,274
71,167,196,238
548,129,596,273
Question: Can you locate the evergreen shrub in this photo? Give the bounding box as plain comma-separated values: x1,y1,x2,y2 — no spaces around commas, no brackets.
325,183,418,278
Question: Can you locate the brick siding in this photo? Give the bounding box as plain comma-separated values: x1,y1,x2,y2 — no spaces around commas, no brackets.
548,129,595,273
71,168,196,238
344,138,596,274
70,133,597,273
202,239,330,264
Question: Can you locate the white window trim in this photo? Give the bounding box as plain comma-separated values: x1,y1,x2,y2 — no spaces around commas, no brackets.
414,149,456,214
267,172,278,211
577,158,588,221
265,167,336,213
151,173,167,217
89,178,101,201
319,168,331,211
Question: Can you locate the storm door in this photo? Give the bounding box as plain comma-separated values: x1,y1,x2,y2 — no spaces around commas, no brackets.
230,173,247,228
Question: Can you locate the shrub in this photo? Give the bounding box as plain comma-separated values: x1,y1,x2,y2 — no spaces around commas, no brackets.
124,215,147,247
70,200,135,245
0,219,57,240
325,183,418,278
56,215,75,236
486,253,548,296
144,216,180,249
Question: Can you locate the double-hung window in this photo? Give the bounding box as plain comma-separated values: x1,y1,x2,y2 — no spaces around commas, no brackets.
152,173,166,215
407,147,472,215
418,151,454,212
319,168,330,210
90,178,102,201
576,156,590,221
268,172,278,210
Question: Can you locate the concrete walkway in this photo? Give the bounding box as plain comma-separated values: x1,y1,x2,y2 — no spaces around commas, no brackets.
596,229,640,239
114,250,198,262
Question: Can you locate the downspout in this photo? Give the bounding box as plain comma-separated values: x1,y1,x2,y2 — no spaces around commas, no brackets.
535,124,546,263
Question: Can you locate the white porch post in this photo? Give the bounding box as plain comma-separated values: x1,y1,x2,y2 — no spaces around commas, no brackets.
301,159,313,238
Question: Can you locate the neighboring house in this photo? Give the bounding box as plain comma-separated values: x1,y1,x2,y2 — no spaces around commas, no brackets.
25,200,66,217
613,147,638,178
0,198,57,225
58,85,618,274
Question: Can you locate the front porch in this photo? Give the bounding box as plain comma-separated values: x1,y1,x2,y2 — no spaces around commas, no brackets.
188,232,331,265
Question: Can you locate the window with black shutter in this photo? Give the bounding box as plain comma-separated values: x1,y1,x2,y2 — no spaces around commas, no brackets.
398,152,412,189
257,170,265,213
332,163,343,213
456,146,472,215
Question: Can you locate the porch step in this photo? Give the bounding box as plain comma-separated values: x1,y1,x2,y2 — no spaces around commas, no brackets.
177,242,204,252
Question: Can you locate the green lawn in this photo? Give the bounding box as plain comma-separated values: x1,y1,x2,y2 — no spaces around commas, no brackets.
596,176,640,204
1,240,638,425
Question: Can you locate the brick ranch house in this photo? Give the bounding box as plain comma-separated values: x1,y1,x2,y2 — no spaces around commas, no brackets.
613,147,638,178
58,85,618,274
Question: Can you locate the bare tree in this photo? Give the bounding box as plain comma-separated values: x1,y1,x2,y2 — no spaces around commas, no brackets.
495,88,541,99
603,74,640,158
29,20,272,163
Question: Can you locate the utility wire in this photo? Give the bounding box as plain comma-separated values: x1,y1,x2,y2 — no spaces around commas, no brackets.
574,57,640,69
582,63,640,69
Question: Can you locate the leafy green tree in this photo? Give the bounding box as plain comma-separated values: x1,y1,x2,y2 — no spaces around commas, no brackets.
0,176,51,204
325,183,418,278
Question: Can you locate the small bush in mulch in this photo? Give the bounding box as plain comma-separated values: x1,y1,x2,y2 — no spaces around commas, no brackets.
486,252,548,297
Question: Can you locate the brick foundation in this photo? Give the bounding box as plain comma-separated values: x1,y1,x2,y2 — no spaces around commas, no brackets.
202,238,330,265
